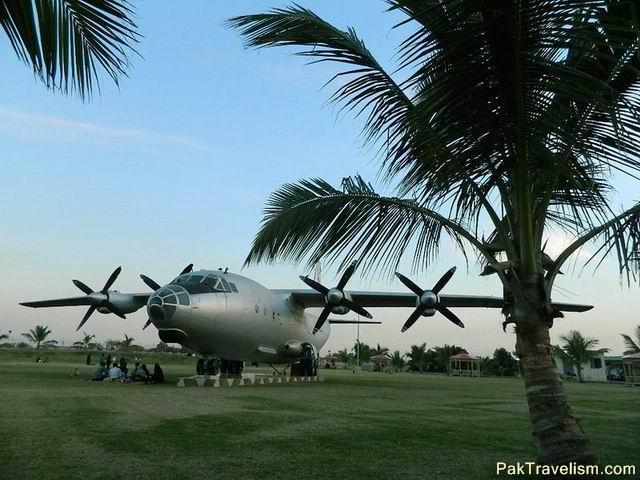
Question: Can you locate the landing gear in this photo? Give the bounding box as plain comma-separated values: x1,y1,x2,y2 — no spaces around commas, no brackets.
197,357,242,377
220,359,243,378
196,356,220,376
291,345,318,377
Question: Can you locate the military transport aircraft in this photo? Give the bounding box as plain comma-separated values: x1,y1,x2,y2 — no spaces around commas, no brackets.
20,262,592,376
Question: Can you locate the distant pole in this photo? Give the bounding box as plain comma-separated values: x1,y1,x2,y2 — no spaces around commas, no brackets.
356,315,360,372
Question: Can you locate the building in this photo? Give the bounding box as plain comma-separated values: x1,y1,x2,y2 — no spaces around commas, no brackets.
449,352,481,377
553,349,607,382
623,352,640,386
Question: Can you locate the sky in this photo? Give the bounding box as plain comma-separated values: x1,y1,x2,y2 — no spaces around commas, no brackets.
0,0,638,357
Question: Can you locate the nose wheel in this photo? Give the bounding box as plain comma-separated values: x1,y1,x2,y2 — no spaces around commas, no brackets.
196,357,221,376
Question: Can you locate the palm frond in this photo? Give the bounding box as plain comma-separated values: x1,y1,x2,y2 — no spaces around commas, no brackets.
244,175,491,277
228,5,413,152
0,0,139,98
621,324,640,354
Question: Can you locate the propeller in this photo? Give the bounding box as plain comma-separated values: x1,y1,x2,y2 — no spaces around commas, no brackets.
299,260,373,334
73,267,126,331
394,267,464,332
139,263,194,329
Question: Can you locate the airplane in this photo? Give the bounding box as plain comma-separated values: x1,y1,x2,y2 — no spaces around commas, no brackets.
20,262,592,377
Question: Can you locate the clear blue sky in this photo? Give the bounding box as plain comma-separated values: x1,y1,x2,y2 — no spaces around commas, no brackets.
0,1,637,356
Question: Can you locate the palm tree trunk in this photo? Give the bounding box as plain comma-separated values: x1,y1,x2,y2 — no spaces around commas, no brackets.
577,366,584,383
515,302,596,466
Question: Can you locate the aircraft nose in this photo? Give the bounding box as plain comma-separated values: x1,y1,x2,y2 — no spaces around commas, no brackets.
146,285,190,326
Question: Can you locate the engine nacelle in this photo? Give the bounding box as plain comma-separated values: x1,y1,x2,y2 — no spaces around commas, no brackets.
329,292,353,315
280,341,304,357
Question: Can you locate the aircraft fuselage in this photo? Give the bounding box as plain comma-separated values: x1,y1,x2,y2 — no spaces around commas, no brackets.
148,271,329,363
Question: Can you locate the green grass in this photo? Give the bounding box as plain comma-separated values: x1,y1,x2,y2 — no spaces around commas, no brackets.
1,349,638,480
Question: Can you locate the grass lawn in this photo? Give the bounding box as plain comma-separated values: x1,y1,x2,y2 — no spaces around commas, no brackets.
0,349,638,480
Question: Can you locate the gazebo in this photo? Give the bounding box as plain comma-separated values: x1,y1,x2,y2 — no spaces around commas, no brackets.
449,352,481,377
623,352,640,386
370,353,392,372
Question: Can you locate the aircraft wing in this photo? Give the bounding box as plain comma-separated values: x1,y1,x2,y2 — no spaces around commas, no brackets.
20,293,150,308
277,290,592,313
20,296,95,308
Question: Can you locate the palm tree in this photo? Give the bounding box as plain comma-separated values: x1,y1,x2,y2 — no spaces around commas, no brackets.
230,2,640,464
119,334,135,351
390,350,405,372
621,324,640,354
105,339,119,351
22,325,53,349
73,332,96,349
559,331,606,383
1,0,139,98
406,343,427,372
433,345,465,373
351,341,373,363
374,343,389,355
335,348,353,365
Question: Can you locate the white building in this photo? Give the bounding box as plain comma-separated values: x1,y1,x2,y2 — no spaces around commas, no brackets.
553,349,608,382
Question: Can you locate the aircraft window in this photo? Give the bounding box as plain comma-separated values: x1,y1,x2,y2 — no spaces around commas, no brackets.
177,293,190,306
188,275,204,283
220,278,231,292
157,288,171,297
203,276,220,289
229,282,238,293
163,295,177,305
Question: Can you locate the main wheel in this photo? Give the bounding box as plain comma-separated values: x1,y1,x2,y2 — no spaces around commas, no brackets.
196,358,205,375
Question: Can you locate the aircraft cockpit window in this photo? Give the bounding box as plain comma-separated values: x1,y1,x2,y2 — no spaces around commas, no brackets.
202,276,223,291
188,275,205,284
229,282,238,293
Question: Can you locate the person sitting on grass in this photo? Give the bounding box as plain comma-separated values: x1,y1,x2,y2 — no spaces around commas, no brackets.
108,362,124,381
89,362,108,382
151,363,164,384
132,363,150,383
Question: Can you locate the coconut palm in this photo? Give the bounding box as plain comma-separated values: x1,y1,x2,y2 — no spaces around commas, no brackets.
22,325,53,349
406,343,427,372
621,324,640,354
390,350,405,372
1,0,139,98
351,341,373,363
559,331,606,383
335,348,353,365
119,334,135,351
374,343,389,355
231,2,640,464
73,332,96,349
433,345,466,373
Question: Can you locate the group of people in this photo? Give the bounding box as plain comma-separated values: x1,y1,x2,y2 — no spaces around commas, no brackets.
90,359,164,384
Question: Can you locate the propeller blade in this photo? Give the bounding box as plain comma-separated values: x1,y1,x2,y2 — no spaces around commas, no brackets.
395,272,423,296
104,302,126,319
432,266,456,294
401,307,425,333
76,306,97,331
101,266,122,292
143,318,153,330
312,307,332,334
341,298,373,319
180,263,194,275
299,275,329,295
72,280,93,295
336,260,357,290
437,305,465,328
140,274,162,291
